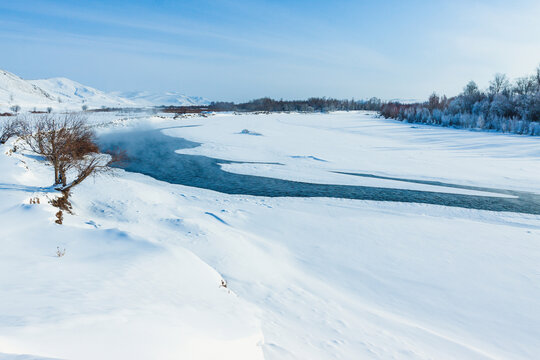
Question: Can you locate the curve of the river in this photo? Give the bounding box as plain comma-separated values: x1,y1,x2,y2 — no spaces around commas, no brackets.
98,128,540,215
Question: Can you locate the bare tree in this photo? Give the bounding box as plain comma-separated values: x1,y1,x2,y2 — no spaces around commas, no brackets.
514,77,534,95
10,105,21,114
534,64,540,91
23,114,123,190
427,93,441,111
0,117,27,144
489,73,510,96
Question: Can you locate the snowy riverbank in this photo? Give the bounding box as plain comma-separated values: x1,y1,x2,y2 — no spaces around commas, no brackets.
1,111,539,359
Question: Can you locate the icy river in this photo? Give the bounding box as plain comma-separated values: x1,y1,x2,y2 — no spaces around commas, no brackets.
98,127,540,215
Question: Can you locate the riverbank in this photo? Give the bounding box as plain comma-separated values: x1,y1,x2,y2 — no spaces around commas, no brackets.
1,111,539,359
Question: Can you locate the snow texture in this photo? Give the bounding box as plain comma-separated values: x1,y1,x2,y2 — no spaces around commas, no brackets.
0,111,539,359
110,90,210,107
0,69,207,112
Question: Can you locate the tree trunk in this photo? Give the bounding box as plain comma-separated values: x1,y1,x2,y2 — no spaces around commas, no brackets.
60,169,67,187
54,167,60,185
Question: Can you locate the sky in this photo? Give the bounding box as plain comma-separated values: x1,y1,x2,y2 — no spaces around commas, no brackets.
0,0,539,102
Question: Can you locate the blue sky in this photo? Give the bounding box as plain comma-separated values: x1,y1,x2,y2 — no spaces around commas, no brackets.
1,0,539,101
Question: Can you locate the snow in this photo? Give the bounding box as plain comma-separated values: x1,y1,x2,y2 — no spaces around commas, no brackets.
29,78,137,110
0,69,206,112
164,111,540,194
110,90,210,107
1,111,540,359
0,140,263,360
0,70,56,112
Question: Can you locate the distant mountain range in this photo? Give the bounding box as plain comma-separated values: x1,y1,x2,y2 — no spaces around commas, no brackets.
0,69,209,112
111,90,210,107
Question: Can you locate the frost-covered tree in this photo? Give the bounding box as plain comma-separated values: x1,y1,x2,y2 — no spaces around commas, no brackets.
488,73,510,97
427,93,441,111
379,64,540,135
461,81,483,112
514,77,535,96
489,94,512,117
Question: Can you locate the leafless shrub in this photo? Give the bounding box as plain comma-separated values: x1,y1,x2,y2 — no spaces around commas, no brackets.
55,211,63,224
49,190,72,225
22,113,125,191
56,246,66,257
0,117,27,144
29,197,40,204
50,190,73,213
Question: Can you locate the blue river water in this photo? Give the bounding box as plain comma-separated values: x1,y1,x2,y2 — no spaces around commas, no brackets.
98,128,540,215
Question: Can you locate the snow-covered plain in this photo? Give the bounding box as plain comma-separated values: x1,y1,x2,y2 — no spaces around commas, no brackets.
168,112,540,193
1,111,539,359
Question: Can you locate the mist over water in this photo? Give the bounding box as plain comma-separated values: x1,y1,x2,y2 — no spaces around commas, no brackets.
98,127,540,215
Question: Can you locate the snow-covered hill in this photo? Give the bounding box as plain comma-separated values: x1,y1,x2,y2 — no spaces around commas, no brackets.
0,70,136,112
113,90,210,107
0,70,57,111
0,69,208,112
30,77,138,110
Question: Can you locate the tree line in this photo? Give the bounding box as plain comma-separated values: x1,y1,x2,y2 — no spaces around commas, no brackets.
208,97,383,112
380,65,540,135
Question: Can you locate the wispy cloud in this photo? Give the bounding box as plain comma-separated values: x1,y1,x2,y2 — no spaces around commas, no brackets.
1,0,537,100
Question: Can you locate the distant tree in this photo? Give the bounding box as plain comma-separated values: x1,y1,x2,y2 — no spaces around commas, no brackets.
461,81,483,112
82,105,88,111
209,97,382,113
427,93,441,111
488,73,510,97
47,107,53,113
379,65,540,135
10,105,21,113
489,94,512,117
514,77,535,95
0,118,26,144
463,81,480,97
534,65,540,90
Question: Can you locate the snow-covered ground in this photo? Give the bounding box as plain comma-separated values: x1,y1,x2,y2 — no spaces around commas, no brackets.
0,70,56,112
0,70,137,112
167,111,540,194
111,90,210,107
29,78,137,110
1,111,539,359
0,69,208,113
